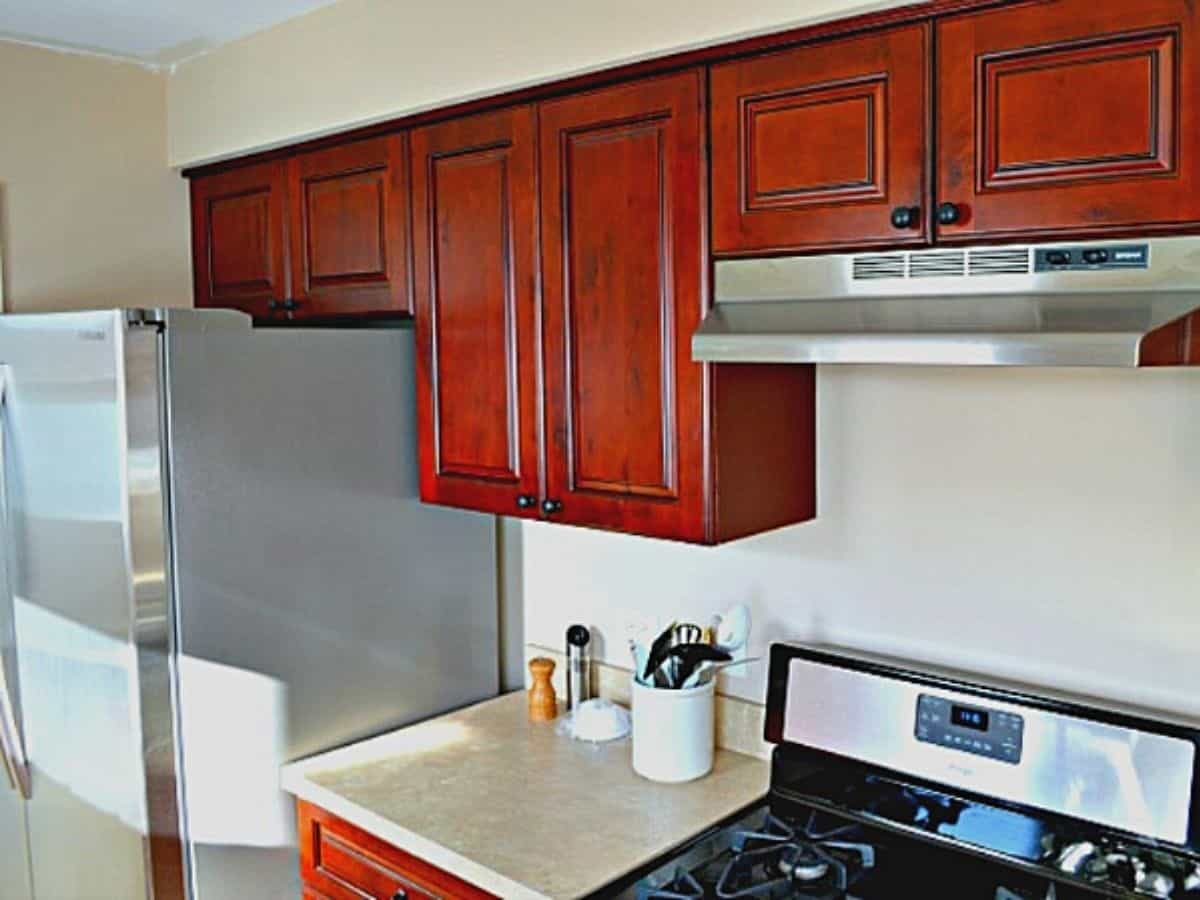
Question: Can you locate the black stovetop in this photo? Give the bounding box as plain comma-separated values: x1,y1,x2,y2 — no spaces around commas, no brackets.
613,769,1200,900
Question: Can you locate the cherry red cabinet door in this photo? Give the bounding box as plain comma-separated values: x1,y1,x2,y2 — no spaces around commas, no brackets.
288,135,412,318
190,160,289,317
936,0,1200,242
711,23,929,255
298,801,497,900
411,107,541,518
539,70,708,542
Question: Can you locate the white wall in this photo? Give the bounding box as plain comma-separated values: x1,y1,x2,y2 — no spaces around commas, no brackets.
524,366,1200,717
0,41,191,313
166,0,906,166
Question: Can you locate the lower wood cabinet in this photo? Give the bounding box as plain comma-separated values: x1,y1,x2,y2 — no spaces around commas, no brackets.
412,70,817,544
298,801,498,900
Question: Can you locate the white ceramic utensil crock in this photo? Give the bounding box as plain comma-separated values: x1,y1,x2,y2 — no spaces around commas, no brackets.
631,676,715,783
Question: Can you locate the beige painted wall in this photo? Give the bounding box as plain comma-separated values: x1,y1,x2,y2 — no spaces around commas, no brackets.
525,367,1200,717
0,41,190,313
167,0,907,166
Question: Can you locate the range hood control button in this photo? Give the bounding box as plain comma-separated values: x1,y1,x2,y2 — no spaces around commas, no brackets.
1045,250,1072,266
1082,249,1110,265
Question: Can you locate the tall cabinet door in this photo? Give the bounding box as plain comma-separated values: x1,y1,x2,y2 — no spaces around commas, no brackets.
539,71,708,542
937,0,1200,242
411,107,541,517
710,24,929,255
191,160,289,316
288,135,412,318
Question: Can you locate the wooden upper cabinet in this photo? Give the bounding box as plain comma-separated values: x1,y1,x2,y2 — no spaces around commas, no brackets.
711,24,930,255
539,71,710,541
936,0,1200,241
191,160,289,316
288,135,412,317
410,106,541,518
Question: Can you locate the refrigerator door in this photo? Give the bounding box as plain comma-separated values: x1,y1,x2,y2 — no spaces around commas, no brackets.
0,366,33,900
0,311,168,899
160,311,498,899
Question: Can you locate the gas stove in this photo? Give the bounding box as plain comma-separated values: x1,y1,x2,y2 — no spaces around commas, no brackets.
610,644,1200,900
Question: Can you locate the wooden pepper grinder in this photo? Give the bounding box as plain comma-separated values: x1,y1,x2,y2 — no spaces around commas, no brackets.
528,657,558,722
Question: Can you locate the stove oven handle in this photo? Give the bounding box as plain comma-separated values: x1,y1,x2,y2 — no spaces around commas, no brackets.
0,369,30,800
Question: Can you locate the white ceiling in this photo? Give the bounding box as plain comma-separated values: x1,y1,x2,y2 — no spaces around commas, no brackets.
0,0,341,67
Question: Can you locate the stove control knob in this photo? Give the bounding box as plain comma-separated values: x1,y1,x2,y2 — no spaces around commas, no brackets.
1057,842,1097,874
1135,870,1175,899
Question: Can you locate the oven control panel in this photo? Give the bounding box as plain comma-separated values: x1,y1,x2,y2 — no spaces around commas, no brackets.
915,694,1024,765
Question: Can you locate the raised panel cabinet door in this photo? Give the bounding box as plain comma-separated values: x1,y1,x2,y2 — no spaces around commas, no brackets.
288,135,412,318
937,0,1200,241
298,802,497,900
539,70,708,542
411,106,541,517
190,160,288,315
711,23,929,255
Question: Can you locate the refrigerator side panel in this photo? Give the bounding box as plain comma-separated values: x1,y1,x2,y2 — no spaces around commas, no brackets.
162,314,498,900
0,312,153,899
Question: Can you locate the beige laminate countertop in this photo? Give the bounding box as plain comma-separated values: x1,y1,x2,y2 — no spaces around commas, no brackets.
281,691,769,900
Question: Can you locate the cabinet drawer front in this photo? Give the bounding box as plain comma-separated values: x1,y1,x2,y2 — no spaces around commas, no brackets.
937,0,1200,241
411,106,541,517
298,801,496,900
539,70,708,542
289,135,413,317
191,160,289,315
711,23,929,255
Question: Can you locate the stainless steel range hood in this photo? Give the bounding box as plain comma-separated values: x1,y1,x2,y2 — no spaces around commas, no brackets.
694,238,1200,367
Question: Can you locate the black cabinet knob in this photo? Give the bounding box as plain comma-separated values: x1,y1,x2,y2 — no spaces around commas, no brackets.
392,890,408,900
541,499,563,515
281,299,301,312
516,494,537,510
890,206,919,229
936,202,962,226
267,300,279,312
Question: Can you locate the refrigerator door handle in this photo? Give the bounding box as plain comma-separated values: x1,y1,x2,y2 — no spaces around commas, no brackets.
0,368,30,800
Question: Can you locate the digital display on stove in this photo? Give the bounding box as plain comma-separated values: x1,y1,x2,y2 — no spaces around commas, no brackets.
952,704,989,731
916,694,1024,764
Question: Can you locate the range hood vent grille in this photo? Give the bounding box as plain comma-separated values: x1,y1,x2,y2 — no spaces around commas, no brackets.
969,247,1031,276
852,247,1033,282
908,251,966,279
852,254,906,280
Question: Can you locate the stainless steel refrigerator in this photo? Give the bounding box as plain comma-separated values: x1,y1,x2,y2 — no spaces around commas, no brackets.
0,309,499,899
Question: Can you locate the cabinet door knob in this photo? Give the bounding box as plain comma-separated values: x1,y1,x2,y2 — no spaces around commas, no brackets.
281,298,301,312
267,300,279,312
541,499,563,515
890,206,919,230
936,202,962,226
516,494,537,510
392,890,408,900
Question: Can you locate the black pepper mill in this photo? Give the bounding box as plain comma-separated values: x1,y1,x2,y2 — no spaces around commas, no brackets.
565,624,591,713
